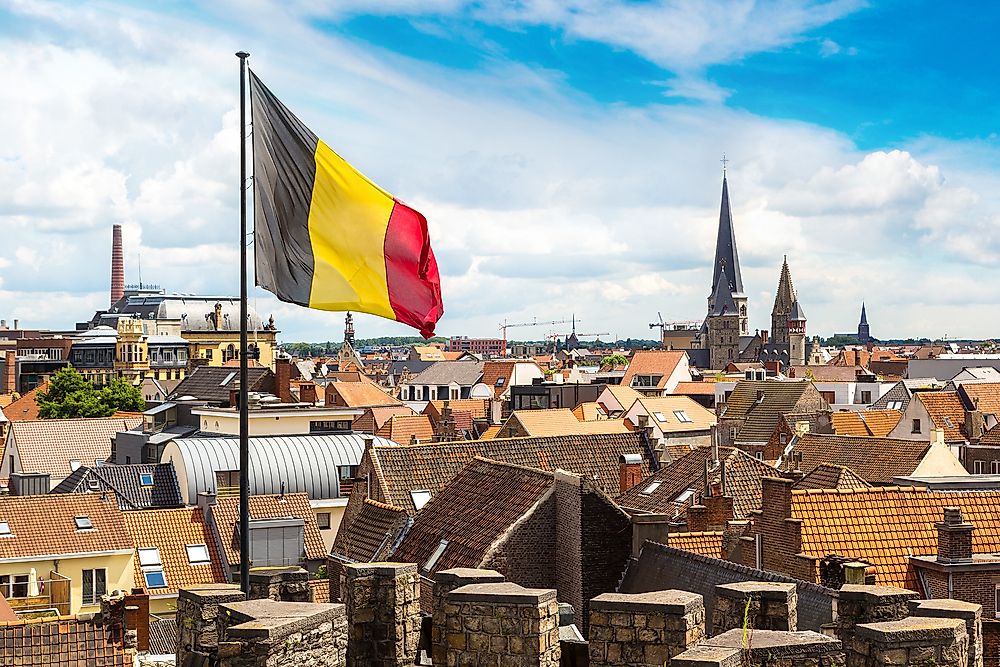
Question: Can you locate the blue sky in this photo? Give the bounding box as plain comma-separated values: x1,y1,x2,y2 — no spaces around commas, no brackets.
0,0,998,342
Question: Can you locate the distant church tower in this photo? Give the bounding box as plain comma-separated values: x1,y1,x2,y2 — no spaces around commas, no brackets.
858,303,871,344
566,314,580,351
344,311,355,346
702,173,748,368
770,257,807,366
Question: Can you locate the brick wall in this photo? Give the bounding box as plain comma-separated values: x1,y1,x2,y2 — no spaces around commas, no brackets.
555,470,584,617
740,476,818,583
581,486,633,624
484,490,556,589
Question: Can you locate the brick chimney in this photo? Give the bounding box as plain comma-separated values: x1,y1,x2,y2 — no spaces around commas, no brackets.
761,477,794,522
124,588,150,652
299,383,317,405
4,350,15,394
275,357,293,403
760,329,769,345
619,454,643,494
936,507,973,564
110,224,124,306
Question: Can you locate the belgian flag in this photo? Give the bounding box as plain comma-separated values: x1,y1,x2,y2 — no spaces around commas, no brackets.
249,71,444,337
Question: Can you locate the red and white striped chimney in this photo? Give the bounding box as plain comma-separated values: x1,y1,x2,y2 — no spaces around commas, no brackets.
110,224,125,306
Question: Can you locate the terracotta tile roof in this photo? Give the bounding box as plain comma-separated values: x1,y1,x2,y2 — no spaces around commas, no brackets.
501,409,629,437
332,498,410,562
632,396,716,433
794,463,872,491
982,423,1000,445
1,383,44,421
368,432,655,515
789,433,933,485
600,385,646,413
831,412,870,437
915,392,966,441
666,531,724,559
353,405,415,433
573,402,605,421
859,410,903,437
0,493,131,560
672,381,716,396
616,446,778,520
122,507,227,596
481,361,523,399
8,416,142,481
792,486,1000,589
170,365,273,403
0,616,131,666
721,381,825,444
393,458,553,576
309,579,330,603
212,493,327,566
478,425,501,440
829,349,870,368
622,351,686,390
50,462,183,511
425,399,490,421
325,382,401,408
376,414,436,445
959,382,1000,417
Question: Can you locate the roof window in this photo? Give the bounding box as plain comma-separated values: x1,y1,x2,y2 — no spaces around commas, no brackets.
675,488,696,504
652,412,667,422
0,522,11,536
186,544,211,565
411,490,432,511
673,410,692,423
138,547,162,567
87,478,101,491
74,515,93,530
495,377,506,387
641,481,662,495
423,539,449,572
140,473,154,487
220,371,237,387
143,569,167,589
94,459,105,467
70,459,82,472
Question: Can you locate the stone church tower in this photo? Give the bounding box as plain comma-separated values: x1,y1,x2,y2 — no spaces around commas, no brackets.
707,274,741,369
858,303,871,344
770,257,807,366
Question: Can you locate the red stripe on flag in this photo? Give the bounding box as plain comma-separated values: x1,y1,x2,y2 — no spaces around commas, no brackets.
384,200,444,338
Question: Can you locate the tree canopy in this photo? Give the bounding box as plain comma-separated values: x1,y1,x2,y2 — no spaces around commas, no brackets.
37,368,145,419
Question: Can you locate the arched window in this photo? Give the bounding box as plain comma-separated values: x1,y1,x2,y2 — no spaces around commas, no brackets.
224,344,237,362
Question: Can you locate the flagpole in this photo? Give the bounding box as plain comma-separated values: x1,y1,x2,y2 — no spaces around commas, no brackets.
236,50,251,597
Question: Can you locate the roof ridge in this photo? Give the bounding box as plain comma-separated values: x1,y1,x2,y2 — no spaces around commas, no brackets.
467,456,554,478
361,497,406,512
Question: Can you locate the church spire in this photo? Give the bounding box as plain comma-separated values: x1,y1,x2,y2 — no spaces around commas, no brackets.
771,255,796,317
712,175,744,297
859,302,868,326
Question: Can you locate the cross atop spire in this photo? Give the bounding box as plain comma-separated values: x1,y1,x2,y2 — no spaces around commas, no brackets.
720,153,729,175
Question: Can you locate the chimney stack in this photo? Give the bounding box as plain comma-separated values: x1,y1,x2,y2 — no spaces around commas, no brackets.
111,224,125,306
936,507,973,563
619,454,643,494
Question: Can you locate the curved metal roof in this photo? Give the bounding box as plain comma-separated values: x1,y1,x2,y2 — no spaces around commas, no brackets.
163,433,390,503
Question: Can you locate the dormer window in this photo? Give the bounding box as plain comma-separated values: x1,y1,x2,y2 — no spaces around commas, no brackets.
87,479,101,491
74,516,93,530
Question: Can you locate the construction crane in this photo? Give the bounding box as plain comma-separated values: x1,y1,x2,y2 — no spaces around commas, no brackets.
649,312,666,340
499,318,576,357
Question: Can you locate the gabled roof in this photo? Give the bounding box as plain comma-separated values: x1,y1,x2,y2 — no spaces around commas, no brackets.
392,458,553,576
630,396,716,433
915,392,966,441
958,382,1000,417
332,498,409,562
325,381,401,408
212,493,327,566
621,351,687,390
169,365,273,403
794,463,871,491
721,380,825,444
616,446,778,520
353,405,415,433
500,409,629,437
1,383,44,421
672,381,716,396
789,434,935,485
830,410,902,438
0,493,131,560
376,414,436,445
481,361,518,399
50,462,183,511
0,616,131,666
573,402,605,422
8,416,142,481
599,385,646,412
407,360,485,387
122,507,227,596
367,432,655,515
792,486,1000,589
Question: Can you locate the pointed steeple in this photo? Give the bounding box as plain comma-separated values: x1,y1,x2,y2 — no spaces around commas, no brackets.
859,302,868,326
772,255,796,316
709,273,737,316
789,299,806,321
712,176,744,297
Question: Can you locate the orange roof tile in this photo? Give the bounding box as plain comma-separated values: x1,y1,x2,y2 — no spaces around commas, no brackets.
478,425,501,440
672,381,716,396
0,615,131,665
353,405,416,433
859,410,903,437
622,351,687,390
7,416,142,480
792,486,1000,590
424,399,490,421
666,531,724,559
831,412,870,437
916,392,966,441
0,493,132,560
325,382,401,408
960,382,1000,417
572,402,605,422
122,507,227,596
377,414,436,445
212,493,327,566
632,396,716,433
1,383,44,421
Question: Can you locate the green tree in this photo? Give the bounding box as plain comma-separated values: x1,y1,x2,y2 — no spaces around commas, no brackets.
99,377,145,414
600,354,629,368
36,368,144,418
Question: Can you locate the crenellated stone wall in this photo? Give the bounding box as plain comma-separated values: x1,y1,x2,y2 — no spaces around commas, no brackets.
175,584,246,666
712,581,797,633
431,567,506,666
215,599,348,667
588,590,705,666
343,562,421,667
836,584,918,645
444,581,561,666
247,567,313,602
846,616,967,667
909,599,982,667
675,628,845,667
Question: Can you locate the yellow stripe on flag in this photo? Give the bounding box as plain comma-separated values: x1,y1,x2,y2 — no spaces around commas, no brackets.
307,139,396,317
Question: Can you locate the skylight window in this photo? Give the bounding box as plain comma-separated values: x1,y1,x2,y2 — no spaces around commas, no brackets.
652,412,667,422
87,478,100,491
186,544,211,564
411,490,432,511
220,371,237,387
944,417,955,428
422,539,449,572
495,377,506,387
673,410,693,423
139,473,154,487
0,522,11,536
675,489,696,504
143,570,167,589
74,516,93,530
641,481,662,496
94,459,105,467
138,547,162,567
70,459,82,472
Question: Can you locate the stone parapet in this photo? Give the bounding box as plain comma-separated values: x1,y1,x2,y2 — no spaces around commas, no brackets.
176,584,246,666
216,599,347,666
909,600,982,667
847,616,967,667
836,585,918,640
713,581,798,633
343,562,421,667
248,566,313,602
432,568,505,666
588,590,705,666
444,581,561,667
681,628,844,667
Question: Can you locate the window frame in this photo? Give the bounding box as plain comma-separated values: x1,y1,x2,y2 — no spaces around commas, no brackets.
185,543,211,565
316,512,331,530
912,418,921,434
143,569,167,589
138,547,162,567
74,515,93,530
82,568,107,605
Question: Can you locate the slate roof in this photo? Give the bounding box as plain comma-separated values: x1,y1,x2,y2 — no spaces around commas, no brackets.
713,175,744,295
169,365,273,403
794,464,871,491
616,446,778,520
353,406,415,434
367,432,656,515
666,531,724,559
122,507,227,596
622,351,687,390
393,458,553,576
212,493,327,566
830,410,902,438
792,486,1000,590
0,493,131,560
376,414,436,445
7,416,142,481
0,616,131,666
407,361,485,387
721,380,825,444
325,382,401,408
50,463,183,511
788,434,932,485
959,382,1000,417
332,498,410,562
915,392,967,441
